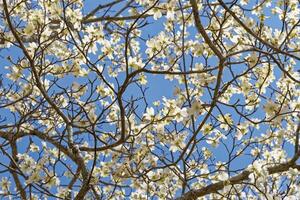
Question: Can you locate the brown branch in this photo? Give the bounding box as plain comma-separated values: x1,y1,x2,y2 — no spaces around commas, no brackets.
293,122,300,159
176,160,299,200
9,141,27,200
174,0,226,163
217,0,300,61
2,0,71,138
190,0,224,60
83,14,152,24
2,8,91,198
0,129,91,199
82,0,124,21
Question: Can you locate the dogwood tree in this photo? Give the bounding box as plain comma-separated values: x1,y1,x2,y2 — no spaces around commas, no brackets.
0,0,300,199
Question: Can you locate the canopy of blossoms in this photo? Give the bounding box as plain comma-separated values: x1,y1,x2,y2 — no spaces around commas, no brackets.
0,0,299,199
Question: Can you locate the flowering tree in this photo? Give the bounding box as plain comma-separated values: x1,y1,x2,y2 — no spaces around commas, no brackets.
0,0,300,199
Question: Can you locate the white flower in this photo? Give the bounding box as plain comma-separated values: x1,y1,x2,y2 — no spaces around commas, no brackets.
128,56,143,69
202,147,212,159
166,10,175,20
26,171,41,184
170,132,187,152
240,0,249,5
19,155,36,174
218,114,233,131
57,187,71,198
264,100,278,116
6,66,21,81
247,53,258,67
153,100,160,106
144,107,155,121
248,173,256,184
101,39,114,59
218,172,229,181
139,74,147,85
251,147,260,157
146,38,160,56
152,8,162,20
236,123,248,140
0,177,10,192
250,160,269,178
29,143,40,152
188,100,202,116
240,79,252,94
170,144,179,152
155,124,165,134
174,107,188,122
202,123,213,135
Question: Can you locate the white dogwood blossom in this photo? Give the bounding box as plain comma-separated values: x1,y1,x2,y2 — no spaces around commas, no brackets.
0,0,299,199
